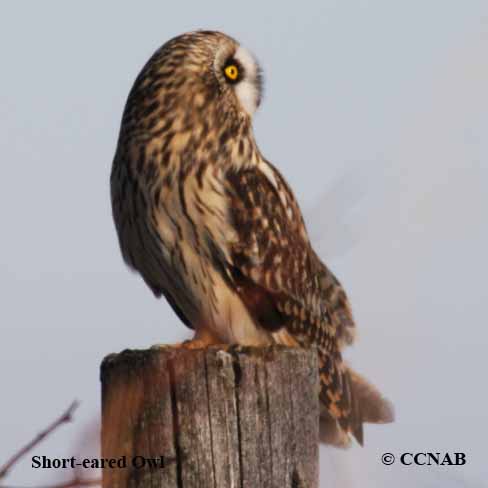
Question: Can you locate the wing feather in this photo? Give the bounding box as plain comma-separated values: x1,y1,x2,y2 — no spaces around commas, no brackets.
217,162,361,440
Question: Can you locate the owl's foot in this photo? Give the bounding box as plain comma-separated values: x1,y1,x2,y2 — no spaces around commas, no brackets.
179,339,213,350
151,328,224,351
181,328,224,349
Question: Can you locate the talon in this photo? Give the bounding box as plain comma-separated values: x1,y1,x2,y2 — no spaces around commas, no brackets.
181,339,211,350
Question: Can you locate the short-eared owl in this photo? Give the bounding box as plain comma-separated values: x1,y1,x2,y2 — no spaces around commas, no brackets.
111,30,393,446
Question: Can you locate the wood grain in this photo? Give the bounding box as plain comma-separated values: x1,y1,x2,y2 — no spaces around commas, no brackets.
101,346,319,488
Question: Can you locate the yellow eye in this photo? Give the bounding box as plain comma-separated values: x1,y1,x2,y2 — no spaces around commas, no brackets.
224,64,239,81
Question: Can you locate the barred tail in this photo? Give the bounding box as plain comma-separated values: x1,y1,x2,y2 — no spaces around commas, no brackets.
320,367,394,447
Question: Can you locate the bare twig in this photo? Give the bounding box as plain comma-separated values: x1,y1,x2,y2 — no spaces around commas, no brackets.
0,401,80,481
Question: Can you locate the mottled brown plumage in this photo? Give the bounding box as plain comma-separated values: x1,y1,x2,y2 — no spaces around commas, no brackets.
111,30,393,446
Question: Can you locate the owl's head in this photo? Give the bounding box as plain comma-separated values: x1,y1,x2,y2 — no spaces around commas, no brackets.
121,31,263,143
194,30,264,117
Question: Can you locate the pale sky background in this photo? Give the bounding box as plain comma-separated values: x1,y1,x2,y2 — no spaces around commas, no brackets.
1,1,487,487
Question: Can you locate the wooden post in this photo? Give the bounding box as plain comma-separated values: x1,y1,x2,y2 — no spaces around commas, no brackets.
101,346,319,488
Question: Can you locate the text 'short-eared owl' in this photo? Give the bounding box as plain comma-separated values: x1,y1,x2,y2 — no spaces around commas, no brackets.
111,30,393,446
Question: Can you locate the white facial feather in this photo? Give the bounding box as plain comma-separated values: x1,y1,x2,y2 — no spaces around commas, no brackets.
234,46,260,116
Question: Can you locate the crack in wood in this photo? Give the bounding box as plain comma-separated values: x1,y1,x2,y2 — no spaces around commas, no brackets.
168,357,184,488
101,346,318,488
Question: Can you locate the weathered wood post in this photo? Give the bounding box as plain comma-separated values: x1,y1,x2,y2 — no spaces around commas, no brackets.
101,346,319,488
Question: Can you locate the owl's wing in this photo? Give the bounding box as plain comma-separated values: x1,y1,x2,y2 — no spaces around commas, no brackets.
221,162,355,347
210,162,364,442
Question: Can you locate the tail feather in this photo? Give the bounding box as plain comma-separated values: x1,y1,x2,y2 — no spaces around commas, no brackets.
319,406,352,448
320,366,394,446
349,368,395,424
